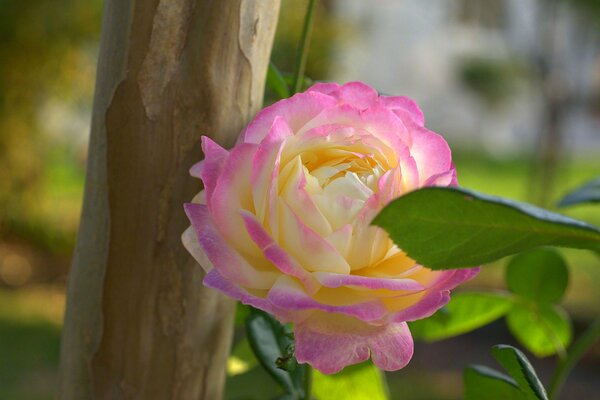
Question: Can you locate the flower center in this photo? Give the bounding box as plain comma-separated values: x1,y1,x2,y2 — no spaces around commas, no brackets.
301,149,385,194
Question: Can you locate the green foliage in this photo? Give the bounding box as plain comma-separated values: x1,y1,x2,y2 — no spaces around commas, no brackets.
271,0,342,83
465,345,548,400
460,57,525,106
245,308,309,399
464,365,523,400
236,304,251,327
504,249,572,357
0,288,63,399
491,345,548,400
410,292,512,341
506,304,571,358
373,186,600,269
567,0,600,25
506,249,569,303
558,177,600,208
267,62,291,100
229,338,258,375
312,362,388,400
0,0,102,251
410,248,572,357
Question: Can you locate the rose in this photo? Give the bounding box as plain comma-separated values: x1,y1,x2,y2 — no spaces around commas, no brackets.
183,81,478,374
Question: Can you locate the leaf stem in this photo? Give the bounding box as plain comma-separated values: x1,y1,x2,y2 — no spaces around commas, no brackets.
292,0,317,94
302,365,313,400
548,315,600,399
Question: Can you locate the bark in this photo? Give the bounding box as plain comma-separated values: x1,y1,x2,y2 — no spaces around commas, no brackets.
58,1,280,399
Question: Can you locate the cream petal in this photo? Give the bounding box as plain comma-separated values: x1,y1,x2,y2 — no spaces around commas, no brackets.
279,200,350,274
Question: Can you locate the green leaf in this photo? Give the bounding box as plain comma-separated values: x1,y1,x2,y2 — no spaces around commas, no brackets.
464,365,525,400
558,177,600,207
506,249,569,303
491,345,548,400
506,304,572,358
410,292,513,341
312,362,389,400
245,308,306,397
267,62,291,100
235,303,251,327
284,74,315,93
372,187,600,270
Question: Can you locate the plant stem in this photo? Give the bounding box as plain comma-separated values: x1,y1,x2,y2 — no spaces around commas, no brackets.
548,316,600,399
292,0,317,94
302,365,313,400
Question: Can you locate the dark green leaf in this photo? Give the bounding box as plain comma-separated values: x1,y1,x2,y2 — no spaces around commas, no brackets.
506,248,569,303
558,177,600,207
506,304,572,358
312,362,388,400
235,304,251,327
273,395,297,400
284,74,315,93
267,62,291,100
491,345,548,400
372,187,600,269
410,292,513,341
245,308,306,397
464,365,525,400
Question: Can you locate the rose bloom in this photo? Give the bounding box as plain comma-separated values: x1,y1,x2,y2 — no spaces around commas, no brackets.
183,82,478,374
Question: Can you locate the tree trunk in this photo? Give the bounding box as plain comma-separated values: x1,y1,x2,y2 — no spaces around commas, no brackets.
58,1,280,399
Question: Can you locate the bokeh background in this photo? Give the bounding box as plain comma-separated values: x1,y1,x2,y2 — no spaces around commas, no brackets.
1,0,600,398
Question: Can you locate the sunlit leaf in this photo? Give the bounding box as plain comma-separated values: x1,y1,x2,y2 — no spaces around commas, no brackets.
373,187,600,269
410,292,512,341
506,304,572,358
558,177,600,208
312,362,388,400
505,248,569,303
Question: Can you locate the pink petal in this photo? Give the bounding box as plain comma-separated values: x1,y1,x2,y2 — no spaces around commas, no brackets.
210,142,263,256
336,81,379,110
294,123,400,173
268,276,387,322
199,136,229,201
378,95,425,126
299,103,411,148
241,91,337,144
279,156,332,237
306,82,341,95
189,161,203,178
184,203,278,289
308,81,379,110
407,122,453,186
389,290,451,323
422,168,457,187
313,271,424,291
294,104,420,190
203,269,283,317
241,210,319,294
387,268,478,322
251,116,292,223
181,225,213,272
431,267,480,292
295,312,414,374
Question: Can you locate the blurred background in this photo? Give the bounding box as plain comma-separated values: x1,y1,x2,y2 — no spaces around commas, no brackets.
1,0,599,398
